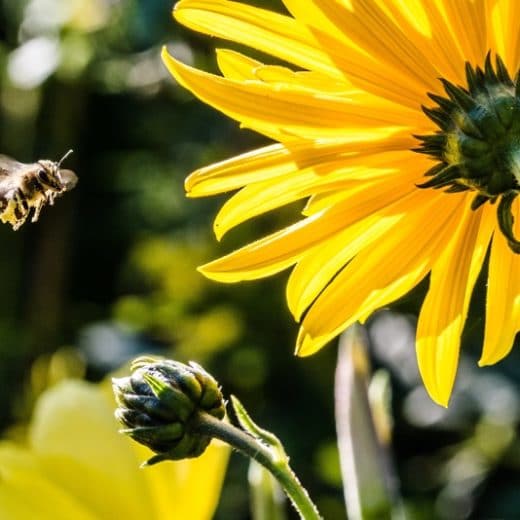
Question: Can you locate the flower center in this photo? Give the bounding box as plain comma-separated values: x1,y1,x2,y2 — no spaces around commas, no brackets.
416,53,520,253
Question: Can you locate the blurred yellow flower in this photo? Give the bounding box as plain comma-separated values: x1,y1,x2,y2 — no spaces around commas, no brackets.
163,0,520,406
0,379,229,519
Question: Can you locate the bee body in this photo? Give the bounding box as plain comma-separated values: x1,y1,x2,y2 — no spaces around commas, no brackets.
0,151,77,230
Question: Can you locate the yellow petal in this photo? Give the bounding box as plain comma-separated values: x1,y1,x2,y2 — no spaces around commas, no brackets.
297,190,464,356
481,200,520,365
0,446,97,520
310,0,440,92
174,0,345,78
29,380,150,517
416,203,494,406
288,206,405,322
213,162,405,240
162,49,419,138
216,49,263,81
200,194,379,282
185,132,418,198
287,166,422,318
216,49,354,92
201,159,423,281
302,151,428,215
282,0,353,43
435,0,489,66
358,0,475,84
282,0,431,106
186,143,297,197
136,440,230,520
490,0,520,72
198,216,335,281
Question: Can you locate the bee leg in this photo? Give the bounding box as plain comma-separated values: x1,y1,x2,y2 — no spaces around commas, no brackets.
11,212,28,230
31,198,45,222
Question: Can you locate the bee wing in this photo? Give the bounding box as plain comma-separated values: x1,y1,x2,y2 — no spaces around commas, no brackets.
0,155,26,175
59,169,78,190
0,155,30,196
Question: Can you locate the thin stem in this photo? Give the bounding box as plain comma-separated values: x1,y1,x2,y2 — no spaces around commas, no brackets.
192,412,322,520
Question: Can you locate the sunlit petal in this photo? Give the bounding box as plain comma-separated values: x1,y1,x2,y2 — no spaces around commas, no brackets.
481,200,520,365
297,191,465,356
416,204,494,406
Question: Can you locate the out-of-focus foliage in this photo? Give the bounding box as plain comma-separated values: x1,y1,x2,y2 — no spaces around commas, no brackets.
0,0,520,518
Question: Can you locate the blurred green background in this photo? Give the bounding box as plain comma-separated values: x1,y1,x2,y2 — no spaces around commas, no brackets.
1,1,520,518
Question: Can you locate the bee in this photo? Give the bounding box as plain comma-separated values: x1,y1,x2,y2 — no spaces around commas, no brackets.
0,150,77,230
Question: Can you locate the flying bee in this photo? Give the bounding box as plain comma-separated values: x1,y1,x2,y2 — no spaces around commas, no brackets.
0,150,77,230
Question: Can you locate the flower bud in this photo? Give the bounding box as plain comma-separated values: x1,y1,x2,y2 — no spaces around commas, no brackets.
113,357,225,464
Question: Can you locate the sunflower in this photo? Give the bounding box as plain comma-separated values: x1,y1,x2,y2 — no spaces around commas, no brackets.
162,0,520,406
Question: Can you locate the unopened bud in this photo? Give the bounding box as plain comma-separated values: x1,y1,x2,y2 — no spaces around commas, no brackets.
113,357,225,464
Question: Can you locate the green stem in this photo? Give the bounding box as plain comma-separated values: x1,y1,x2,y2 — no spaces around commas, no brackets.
192,412,322,520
